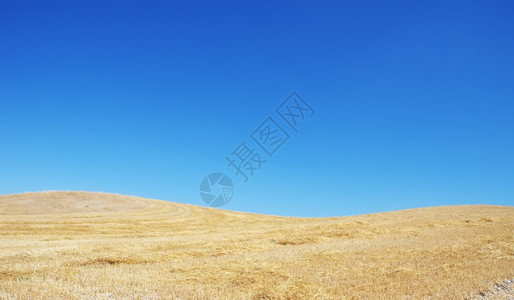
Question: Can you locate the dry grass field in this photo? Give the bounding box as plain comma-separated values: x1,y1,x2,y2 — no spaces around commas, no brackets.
0,191,513,299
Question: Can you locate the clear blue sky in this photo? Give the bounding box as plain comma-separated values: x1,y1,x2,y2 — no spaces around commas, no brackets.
1,1,513,217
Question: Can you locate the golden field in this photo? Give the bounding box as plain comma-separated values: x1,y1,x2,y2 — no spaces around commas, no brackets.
0,191,513,299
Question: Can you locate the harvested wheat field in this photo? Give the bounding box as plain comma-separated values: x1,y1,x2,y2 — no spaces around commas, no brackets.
0,191,512,299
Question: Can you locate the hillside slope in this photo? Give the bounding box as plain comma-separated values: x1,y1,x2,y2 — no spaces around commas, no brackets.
0,191,513,299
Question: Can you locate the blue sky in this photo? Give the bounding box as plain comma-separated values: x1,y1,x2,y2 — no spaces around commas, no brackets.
1,1,513,217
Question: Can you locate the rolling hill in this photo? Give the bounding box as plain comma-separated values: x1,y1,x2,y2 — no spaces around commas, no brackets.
0,191,512,299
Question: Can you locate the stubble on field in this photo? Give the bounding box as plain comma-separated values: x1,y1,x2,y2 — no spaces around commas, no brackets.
0,191,513,299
